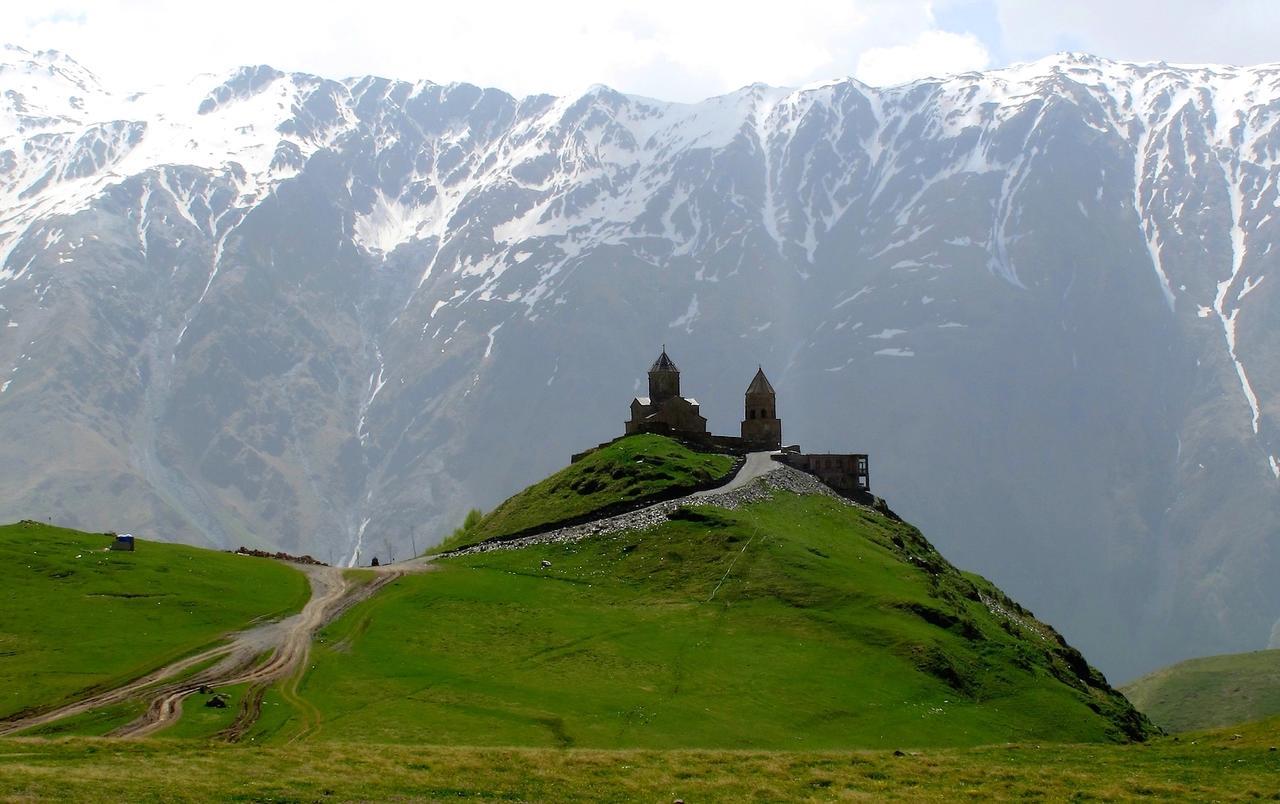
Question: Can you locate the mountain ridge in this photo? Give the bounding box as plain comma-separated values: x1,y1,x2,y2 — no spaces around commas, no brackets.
2,42,1280,681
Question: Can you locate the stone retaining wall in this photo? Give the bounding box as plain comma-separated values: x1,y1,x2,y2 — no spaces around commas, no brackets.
444,465,867,557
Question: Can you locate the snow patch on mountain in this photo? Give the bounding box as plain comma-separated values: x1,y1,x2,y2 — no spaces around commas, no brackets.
0,46,344,264
354,191,433,254
670,295,700,332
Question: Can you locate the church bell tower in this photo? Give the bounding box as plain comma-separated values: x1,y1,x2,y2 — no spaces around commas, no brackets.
648,347,681,405
741,367,782,450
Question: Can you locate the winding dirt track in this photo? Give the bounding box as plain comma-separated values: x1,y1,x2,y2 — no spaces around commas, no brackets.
0,558,430,739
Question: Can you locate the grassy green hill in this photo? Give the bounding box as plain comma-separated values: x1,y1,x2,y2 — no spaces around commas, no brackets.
437,434,736,550
291,489,1149,749
0,521,309,720
17,439,1280,798
1122,648,1280,732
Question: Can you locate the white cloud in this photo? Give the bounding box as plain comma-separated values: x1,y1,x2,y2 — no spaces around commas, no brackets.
992,0,1280,67
7,0,949,101
5,0,1278,103
854,29,990,87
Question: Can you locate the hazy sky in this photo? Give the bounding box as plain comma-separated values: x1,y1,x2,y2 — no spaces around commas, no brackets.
9,0,1279,101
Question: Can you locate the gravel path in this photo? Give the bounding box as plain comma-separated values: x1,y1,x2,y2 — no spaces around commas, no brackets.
446,460,865,557
689,450,778,497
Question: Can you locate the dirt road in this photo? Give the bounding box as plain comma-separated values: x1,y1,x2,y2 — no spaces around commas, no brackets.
0,558,428,739
690,451,778,497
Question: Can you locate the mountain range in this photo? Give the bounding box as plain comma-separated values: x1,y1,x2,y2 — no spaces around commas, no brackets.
2,43,1278,681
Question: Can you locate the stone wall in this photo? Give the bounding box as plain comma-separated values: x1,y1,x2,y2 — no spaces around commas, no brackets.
443,464,871,557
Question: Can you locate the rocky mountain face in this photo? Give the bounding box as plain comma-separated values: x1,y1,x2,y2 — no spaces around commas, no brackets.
2,43,1278,680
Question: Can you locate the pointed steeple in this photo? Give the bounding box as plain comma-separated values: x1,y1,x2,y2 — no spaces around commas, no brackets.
742,365,781,449
649,346,679,374
746,367,774,395
648,346,681,403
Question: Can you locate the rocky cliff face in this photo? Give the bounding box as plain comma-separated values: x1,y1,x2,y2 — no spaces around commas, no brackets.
2,44,1278,680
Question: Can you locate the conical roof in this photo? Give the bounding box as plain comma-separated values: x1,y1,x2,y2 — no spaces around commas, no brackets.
746,367,775,395
649,348,679,373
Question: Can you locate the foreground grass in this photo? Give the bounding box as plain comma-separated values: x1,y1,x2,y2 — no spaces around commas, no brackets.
1123,648,1280,733
1,725,1278,801
297,493,1146,748
0,521,310,721
437,434,736,550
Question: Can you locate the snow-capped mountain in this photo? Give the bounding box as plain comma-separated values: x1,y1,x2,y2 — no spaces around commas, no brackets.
3,42,1279,680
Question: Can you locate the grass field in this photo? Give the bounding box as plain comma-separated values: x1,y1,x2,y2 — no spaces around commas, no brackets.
1123,648,1280,733
2,720,1278,801
0,521,310,721
292,493,1147,748
437,434,736,550
6,484,1279,799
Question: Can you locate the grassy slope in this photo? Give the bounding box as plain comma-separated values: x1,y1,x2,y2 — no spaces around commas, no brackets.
296,493,1147,749
1122,648,1280,732
0,521,310,720
3,723,1279,802
437,434,736,551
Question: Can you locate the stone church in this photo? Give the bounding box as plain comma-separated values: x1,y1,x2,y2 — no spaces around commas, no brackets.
624,348,782,451
624,349,709,439
614,348,871,497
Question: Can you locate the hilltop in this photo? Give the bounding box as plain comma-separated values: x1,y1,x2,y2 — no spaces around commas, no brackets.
438,434,737,550
0,436,1151,748
32,432,1280,798
291,436,1152,748
1122,648,1280,733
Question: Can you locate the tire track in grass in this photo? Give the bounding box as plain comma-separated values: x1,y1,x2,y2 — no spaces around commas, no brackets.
217,683,267,742
278,657,325,743
2,560,428,740
113,566,414,738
